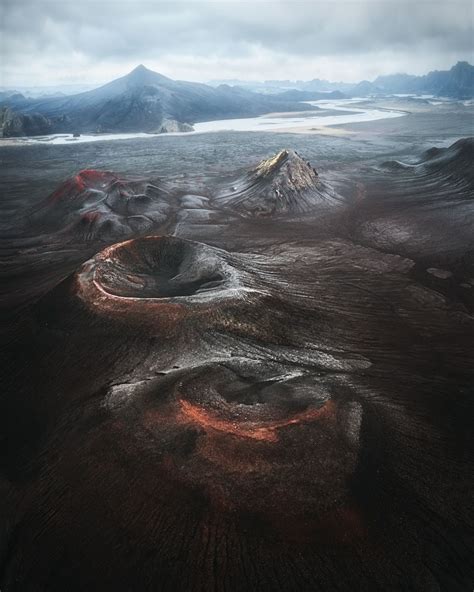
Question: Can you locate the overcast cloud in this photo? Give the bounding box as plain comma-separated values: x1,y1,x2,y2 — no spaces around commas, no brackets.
1,0,473,87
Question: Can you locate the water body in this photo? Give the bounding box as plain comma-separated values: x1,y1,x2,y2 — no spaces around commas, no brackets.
194,99,406,132
2,99,407,146
3,131,156,146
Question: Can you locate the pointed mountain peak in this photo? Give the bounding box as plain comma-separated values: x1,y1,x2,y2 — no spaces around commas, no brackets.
255,150,291,176
254,149,319,182
215,149,340,217
124,64,171,85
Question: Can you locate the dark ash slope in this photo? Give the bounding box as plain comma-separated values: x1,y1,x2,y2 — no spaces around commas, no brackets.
1,139,473,591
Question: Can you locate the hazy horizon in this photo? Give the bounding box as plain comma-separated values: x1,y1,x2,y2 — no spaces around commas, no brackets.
1,59,472,93
1,0,473,88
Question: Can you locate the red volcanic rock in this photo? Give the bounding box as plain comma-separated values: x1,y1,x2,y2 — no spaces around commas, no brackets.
48,169,119,203
79,211,101,223
36,170,172,241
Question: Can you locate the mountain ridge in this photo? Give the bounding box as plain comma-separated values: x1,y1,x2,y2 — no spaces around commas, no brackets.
211,62,474,99
1,62,472,138
0,65,314,137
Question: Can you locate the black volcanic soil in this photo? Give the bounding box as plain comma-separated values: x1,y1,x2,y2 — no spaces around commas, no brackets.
1,116,473,590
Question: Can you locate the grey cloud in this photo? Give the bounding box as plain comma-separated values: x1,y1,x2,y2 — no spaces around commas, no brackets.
1,0,473,85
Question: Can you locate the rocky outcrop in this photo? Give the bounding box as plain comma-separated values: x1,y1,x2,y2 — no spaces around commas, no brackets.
215,149,341,216
156,119,194,133
0,107,74,137
0,106,53,137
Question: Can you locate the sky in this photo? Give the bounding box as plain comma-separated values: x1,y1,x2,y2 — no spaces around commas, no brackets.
1,0,473,88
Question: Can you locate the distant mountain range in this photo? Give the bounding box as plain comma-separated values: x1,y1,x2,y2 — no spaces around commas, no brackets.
0,65,313,137
1,62,472,138
211,62,474,99
354,61,474,98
